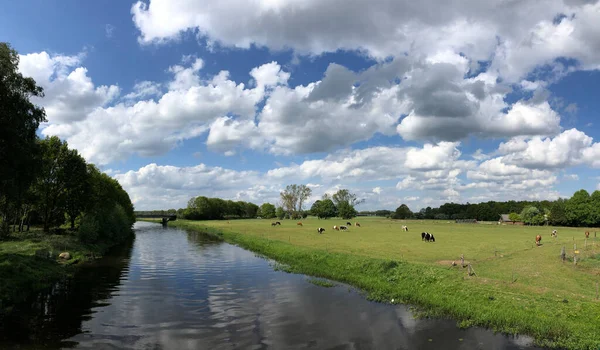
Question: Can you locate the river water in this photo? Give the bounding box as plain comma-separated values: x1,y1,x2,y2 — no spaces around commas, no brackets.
0,221,542,349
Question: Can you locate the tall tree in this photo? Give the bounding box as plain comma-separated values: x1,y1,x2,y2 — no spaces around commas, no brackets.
63,149,89,229
331,189,363,219
280,184,312,216
566,189,592,227
34,136,71,232
393,204,413,219
310,199,337,219
260,203,276,219
0,42,46,236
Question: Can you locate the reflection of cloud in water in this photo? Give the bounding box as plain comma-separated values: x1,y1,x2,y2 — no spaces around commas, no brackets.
65,223,540,350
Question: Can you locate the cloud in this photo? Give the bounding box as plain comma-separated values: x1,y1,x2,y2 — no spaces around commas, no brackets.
124,81,162,100
497,128,600,169
105,24,115,38
131,0,600,82
18,51,120,123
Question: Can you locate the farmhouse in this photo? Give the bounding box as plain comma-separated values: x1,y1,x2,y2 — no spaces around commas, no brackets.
498,214,524,225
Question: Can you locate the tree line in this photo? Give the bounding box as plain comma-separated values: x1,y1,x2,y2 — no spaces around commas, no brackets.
0,42,135,243
178,186,364,221
390,189,600,227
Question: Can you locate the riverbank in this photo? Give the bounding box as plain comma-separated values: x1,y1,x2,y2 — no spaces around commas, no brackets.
156,218,600,350
0,229,126,313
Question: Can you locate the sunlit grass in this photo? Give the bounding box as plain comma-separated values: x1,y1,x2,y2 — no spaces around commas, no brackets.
163,217,600,350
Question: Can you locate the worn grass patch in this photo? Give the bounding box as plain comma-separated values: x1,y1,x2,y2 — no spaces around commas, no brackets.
156,218,600,350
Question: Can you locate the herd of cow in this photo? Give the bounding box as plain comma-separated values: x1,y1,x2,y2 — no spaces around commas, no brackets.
270,222,438,243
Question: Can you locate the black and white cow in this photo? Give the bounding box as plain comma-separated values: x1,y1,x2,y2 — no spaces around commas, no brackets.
340,225,348,231
275,221,281,225
421,232,435,242
317,227,325,234
346,222,352,226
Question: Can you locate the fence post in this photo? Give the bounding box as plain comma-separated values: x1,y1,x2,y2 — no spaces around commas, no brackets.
561,246,566,263
574,244,577,265
596,282,599,300
461,254,465,268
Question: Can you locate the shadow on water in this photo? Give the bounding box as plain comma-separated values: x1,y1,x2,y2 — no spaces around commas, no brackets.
0,238,135,349
0,222,543,349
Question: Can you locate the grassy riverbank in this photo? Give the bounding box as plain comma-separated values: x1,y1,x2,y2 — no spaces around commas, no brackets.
0,229,118,312
158,218,600,350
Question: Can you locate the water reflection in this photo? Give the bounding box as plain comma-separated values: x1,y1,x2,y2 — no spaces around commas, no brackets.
0,222,542,349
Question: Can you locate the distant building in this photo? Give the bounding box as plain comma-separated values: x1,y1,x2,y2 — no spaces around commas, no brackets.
498,214,524,225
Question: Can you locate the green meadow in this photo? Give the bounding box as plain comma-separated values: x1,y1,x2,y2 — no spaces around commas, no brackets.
161,217,600,350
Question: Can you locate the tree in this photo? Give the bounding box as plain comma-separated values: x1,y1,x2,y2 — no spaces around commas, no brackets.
0,42,47,236
275,206,285,220
330,189,363,220
260,203,276,219
392,204,413,219
280,184,312,217
508,212,521,222
244,202,259,218
520,206,540,225
337,201,357,219
311,199,337,219
34,136,71,232
565,189,593,227
63,149,89,229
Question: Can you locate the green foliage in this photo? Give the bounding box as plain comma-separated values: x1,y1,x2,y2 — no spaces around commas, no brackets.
260,203,276,219
276,206,285,220
183,196,260,220
310,199,337,219
520,206,540,225
280,184,312,217
508,212,522,222
393,204,413,219
0,42,46,231
337,201,357,219
78,213,100,243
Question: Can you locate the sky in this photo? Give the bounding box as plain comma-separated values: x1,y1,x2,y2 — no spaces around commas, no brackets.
3,0,600,211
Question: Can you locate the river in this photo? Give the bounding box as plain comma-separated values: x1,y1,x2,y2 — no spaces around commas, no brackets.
0,221,542,349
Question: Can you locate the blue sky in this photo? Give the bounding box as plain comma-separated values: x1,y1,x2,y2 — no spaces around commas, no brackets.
3,0,600,211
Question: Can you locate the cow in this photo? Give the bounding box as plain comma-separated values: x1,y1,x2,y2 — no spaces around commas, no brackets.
297,222,303,226
535,235,542,246
275,221,281,225
271,222,277,226
585,231,590,239
346,222,352,226
317,227,325,234
402,225,408,232
551,229,557,238
340,225,348,231
333,225,340,231
422,232,435,242
355,222,361,227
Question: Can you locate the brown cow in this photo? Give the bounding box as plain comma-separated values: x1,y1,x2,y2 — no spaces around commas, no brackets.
333,225,340,231
297,222,303,226
535,235,542,246
355,222,361,227
585,231,590,238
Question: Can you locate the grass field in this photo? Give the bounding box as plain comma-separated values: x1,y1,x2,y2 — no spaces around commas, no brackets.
161,217,600,350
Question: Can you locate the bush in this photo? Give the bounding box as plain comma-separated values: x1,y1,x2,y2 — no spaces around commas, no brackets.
78,214,100,243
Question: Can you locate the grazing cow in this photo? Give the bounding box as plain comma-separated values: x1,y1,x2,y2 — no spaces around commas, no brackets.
551,229,557,237
333,225,340,231
535,235,542,246
422,232,435,242
271,222,277,226
585,231,590,239
340,225,348,231
346,222,352,226
317,227,325,234
276,221,281,225
355,222,361,227
297,222,303,226
402,225,408,232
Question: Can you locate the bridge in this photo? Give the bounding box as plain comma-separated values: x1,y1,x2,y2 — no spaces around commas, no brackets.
135,211,178,225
